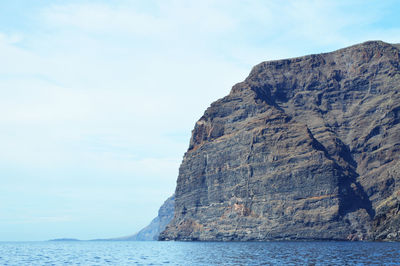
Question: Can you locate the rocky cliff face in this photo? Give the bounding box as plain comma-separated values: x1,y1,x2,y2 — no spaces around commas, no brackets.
118,195,174,241
160,41,400,241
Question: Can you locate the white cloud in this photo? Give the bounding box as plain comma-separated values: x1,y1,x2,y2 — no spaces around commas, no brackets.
0,32,23,44
41,3,168,36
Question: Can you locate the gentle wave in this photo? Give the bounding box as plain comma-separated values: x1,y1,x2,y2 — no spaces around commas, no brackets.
0,241,399,265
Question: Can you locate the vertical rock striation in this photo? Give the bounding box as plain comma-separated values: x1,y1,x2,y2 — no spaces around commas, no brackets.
160,41,400,241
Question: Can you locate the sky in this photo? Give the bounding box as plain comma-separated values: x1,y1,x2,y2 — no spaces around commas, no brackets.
1,0,400,241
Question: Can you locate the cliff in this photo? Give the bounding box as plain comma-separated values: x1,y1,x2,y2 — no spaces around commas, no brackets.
160,41,400,241
115,195,174,241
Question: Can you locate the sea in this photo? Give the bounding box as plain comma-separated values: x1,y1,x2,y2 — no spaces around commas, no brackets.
0,241,399,265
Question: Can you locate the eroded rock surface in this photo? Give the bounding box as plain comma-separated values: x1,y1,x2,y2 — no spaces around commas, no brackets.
160,41,400,241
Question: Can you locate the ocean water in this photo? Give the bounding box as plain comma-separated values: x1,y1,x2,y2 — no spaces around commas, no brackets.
0,241,399,265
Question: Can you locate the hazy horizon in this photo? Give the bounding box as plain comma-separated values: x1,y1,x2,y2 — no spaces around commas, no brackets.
1,0,400,241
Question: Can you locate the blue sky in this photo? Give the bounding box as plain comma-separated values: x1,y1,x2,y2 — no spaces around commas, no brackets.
1,0,400,241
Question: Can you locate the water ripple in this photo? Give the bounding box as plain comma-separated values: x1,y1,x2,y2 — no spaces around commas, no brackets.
0,241,399,265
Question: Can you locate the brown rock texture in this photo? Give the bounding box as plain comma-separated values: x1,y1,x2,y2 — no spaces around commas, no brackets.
159,41,400,241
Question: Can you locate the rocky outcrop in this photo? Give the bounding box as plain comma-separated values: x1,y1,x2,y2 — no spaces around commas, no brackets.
117,195,174,241
160,41,400,241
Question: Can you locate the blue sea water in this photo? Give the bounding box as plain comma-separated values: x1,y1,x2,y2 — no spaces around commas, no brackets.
0,241,399,265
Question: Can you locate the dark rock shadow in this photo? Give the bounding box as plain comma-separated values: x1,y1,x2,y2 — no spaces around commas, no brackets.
309,129,375,219
338,172,376,219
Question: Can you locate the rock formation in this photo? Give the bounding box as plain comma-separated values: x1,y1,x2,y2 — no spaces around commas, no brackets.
115,195,174,241
159,41,400,241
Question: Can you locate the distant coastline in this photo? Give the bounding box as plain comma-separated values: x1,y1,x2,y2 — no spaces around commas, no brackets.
48,238,80,242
